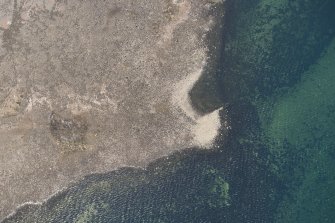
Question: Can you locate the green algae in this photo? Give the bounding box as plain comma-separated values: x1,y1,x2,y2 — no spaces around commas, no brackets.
210,178,230,207
267,40,335,144
221,0,335,105
2,0,335,222
75,204,98,223
220,1,335,222
206,167,231,207
264,38,335,223
3,153,234,223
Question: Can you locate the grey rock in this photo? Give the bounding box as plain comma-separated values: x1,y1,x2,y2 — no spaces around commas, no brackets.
0,0,225,219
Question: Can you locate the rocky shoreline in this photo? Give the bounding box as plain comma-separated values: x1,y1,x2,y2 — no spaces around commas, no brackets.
0,0,226,220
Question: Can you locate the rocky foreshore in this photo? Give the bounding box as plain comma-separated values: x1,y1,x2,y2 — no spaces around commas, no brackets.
0,0,225,220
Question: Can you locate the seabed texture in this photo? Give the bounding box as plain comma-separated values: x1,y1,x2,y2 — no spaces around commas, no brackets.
1,0,335,222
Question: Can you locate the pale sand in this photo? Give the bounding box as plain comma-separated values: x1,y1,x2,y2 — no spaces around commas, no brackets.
172,58,223,148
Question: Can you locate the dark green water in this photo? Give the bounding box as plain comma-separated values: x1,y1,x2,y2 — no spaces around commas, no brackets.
3,0,335,222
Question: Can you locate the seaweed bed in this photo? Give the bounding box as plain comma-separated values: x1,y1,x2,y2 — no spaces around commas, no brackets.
3,0,335,222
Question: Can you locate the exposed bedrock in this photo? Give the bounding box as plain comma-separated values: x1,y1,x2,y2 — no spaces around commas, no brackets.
0,0,227,219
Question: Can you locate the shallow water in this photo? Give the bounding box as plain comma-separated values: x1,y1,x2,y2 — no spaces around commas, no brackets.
2,0,335,222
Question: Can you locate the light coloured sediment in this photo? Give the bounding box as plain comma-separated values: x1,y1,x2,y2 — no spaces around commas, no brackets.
0,0,225,219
